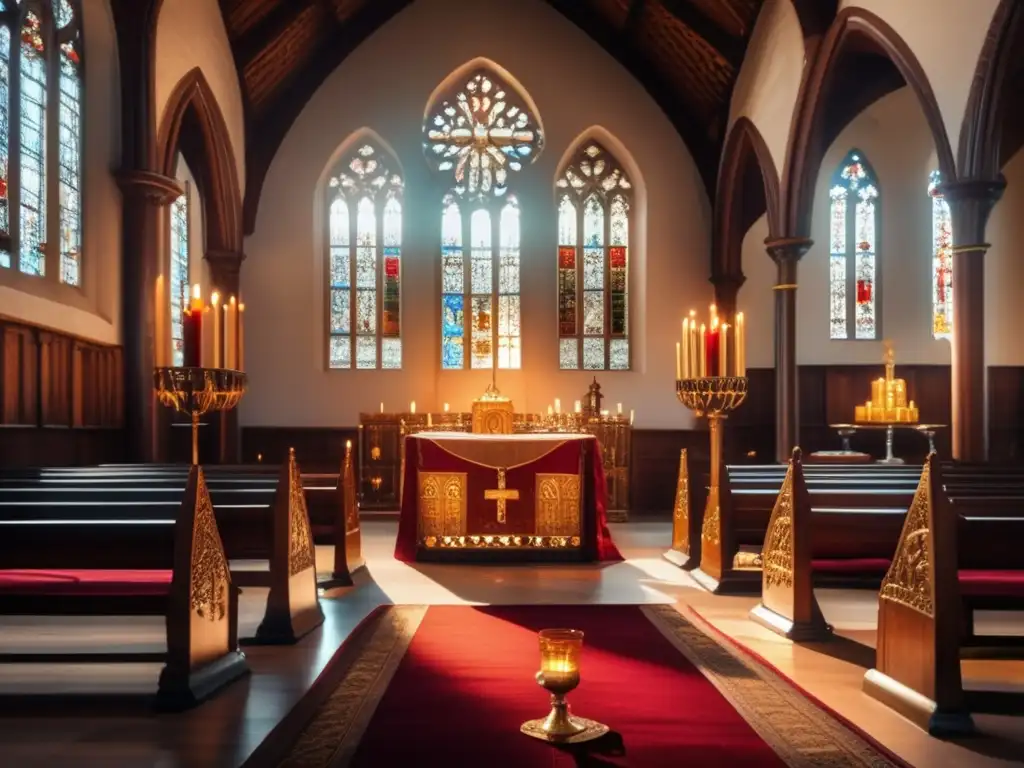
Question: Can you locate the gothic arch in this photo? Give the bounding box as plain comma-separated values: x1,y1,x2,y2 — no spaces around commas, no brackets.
958,0,1024,178
712,117,781,291
318,127,404,195
553,126,645,201
782,7,955,237
157,67,242,255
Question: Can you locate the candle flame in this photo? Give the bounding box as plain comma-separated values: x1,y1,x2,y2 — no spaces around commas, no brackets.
346,440,352,449
211,291,220,306
229,295,237,306
239,303,245,312
192,283,201,300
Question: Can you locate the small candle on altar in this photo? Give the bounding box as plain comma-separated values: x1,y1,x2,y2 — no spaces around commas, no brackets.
238,303,245,372
676,341,682,380
601,409,609,418
443,403,450,413
720,323,729,378
736,312,746,376
617,402,622,415
257,453,263,463
346,440,352,450
410,401,416,414
547,405,554,416
681,318,690,379
554,398,561,414
630,409,635,424
211,292,222,368
427,413,433,427
574,400,581,414
380,402,384,413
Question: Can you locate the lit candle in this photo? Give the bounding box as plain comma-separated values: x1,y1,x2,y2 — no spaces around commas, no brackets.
346,439,352,450
547,405,554,416
676,341,682,380
720,323,729,377
574,400,581,414
427,413,433,427
155,275,166,367
443,403,450,413
410,401,416,414
617,402,622,415
211,292,221,368
601,409,609,418
238,302,245,372
698,324,706,378
689,311,698,379
736,312,746,376
183,284,204,368
225,296,238,369
380,402,384,413
681,318,690,379
706,314,720,377
554,398,561,414
630,409,635,425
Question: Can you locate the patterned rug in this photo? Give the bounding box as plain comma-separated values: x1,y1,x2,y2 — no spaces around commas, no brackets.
255,604,908,768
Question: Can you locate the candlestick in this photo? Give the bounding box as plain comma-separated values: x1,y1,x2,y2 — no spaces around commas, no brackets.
211,292,221,368
238,303,245,372
720,323,729,378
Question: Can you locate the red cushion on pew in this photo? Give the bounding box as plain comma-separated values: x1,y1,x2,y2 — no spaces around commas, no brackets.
0,570,172,597
958,570,1024,598
811,558,891,574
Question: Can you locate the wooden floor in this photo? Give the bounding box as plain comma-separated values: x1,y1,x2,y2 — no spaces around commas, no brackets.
2,520,1023,767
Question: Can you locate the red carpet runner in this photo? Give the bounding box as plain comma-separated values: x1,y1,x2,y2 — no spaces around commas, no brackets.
265,605,905,767
351,605,783,766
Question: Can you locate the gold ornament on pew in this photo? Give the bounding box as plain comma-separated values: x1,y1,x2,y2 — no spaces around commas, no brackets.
674,305,749,592
154,367,248,465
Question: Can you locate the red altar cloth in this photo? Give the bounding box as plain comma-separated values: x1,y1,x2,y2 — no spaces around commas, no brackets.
394,433,621,562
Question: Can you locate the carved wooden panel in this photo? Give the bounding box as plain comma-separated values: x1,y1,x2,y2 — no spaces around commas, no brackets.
1,324,37,425
243,5,325,112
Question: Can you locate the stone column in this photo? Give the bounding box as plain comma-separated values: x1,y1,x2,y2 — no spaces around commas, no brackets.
765,238,812,463
942,179,1004,462
116,171,185,463
710,273,745,323
206,249,246,463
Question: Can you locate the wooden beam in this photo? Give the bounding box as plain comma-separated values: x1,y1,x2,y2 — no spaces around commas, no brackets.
624,0,648,33
233,0,317,67
658,0,745,65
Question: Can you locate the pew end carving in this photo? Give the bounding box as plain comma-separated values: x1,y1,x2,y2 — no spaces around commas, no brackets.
862,453,975,736
321,441,365,588
664,449,701,569
160,465,249,709
750,448,832,641
254,449,325,644
692,461,761,594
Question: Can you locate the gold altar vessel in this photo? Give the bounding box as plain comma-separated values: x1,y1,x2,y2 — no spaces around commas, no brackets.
854,341,919,424
669,306,749,593
472,381,514,434
154,367,247,465
521,629,609,744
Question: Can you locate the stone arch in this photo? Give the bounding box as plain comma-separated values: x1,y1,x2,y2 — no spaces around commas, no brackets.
782,6,956,237
957,0,1024,178
712,117,781,302
157,66,243,257
317,126,405,198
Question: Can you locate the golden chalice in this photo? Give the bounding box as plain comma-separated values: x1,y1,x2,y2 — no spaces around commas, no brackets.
520,629,609,743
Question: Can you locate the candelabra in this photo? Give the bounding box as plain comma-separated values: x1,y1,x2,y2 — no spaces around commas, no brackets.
676,376,748,589
154,367,247,465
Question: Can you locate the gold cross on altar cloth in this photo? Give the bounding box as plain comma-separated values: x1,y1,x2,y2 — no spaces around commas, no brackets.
484,468,519,524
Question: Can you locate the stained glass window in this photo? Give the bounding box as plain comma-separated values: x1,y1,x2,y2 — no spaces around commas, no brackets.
0,3,83,284
169,189,189,368
556,142,632,369
325,142,403,369
427,68,542,370
929,170,953,339
828,150,879,340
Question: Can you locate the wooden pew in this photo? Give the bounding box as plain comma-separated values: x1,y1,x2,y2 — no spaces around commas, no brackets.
863,454,1024,736
321,441,364,588
0,452,326,644
0,466,249,709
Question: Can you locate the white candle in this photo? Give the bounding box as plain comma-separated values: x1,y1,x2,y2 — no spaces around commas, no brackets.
427,413,433,427
630,409,635,425
443,403,450,413
410,401,416,414
238,303,245,372
211,292,221,368
736,312,746,377
676,342,681,380
547,405,554,416
617,402,622,415
601,409,609,417
226,296,238,370
574,400,581,414
681,318,689,379
720,322,729,378
380,402,384,413
554,398,561,414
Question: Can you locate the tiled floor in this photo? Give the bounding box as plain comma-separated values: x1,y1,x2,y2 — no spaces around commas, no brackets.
1,520,1022,767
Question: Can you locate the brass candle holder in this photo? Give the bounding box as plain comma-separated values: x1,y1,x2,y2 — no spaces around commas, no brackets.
154,367,248,465
521,628,609,744
676,376,748,589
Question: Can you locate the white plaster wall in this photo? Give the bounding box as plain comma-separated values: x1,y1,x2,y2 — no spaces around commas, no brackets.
741,88,950,365
727,0,805,172
985,148,1024,365
241,0,712,429
154,0,244,190
0,0,121,344
737,214,775,368
839,0,999,164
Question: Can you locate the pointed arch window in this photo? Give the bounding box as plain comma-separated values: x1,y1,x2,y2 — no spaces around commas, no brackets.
0,1,83,286
325,142,404,370
556,142,632,369
426,68,543,370
929,170,953,339
828,150,879,340
169,187,189,367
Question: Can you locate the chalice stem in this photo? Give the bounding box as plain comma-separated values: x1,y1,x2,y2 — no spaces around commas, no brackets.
542,693,583,737
191,410,199,466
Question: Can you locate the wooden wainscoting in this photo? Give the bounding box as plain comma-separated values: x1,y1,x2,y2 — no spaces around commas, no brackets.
0,317,124,466
241,426,359,473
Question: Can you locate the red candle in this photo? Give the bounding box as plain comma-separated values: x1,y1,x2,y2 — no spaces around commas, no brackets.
182,284,204,368
705,320,721,377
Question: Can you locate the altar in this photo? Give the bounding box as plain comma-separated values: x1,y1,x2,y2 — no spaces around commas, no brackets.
394,432,621,563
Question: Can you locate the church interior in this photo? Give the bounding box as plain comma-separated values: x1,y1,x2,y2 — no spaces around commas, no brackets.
3,0,1024,765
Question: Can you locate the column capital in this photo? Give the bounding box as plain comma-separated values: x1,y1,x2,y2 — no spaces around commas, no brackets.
709,271,746,291
116,170,183,205
942,177,1005,249
765,237,813,264
205,249,246,275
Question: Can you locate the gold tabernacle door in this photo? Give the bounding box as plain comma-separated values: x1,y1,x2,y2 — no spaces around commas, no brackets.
413,434,586,550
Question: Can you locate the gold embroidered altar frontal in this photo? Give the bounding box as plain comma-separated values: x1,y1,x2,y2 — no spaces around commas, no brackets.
408,433,591,551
